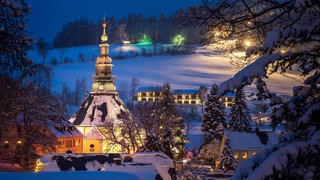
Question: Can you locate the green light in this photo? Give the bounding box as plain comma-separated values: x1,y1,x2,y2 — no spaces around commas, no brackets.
172,34,185,46
137,34,152,45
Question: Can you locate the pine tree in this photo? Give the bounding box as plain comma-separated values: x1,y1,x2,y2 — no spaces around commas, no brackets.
201,84,227,143
228,88,252,132
218,138,237,172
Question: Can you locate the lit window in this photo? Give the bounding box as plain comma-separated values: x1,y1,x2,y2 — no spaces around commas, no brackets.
243,152,247,159
253,152,256,156
17,140,22,144
234,152,238,159
4,140,9,144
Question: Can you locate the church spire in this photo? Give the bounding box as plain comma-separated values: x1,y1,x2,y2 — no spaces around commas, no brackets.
91,18,116,94
101,18,108,43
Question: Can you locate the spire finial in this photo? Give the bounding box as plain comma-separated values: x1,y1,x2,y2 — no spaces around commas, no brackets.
101,16,108,43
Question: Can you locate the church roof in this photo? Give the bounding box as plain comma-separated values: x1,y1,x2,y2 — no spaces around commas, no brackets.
69,94,131,126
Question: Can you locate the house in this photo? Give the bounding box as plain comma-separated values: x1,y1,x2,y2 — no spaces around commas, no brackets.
136,87,202,105
48,120,83,154
136,87,235,107
219,92,235,108
222,129,279,164
0,119,83,162
173,89,200,105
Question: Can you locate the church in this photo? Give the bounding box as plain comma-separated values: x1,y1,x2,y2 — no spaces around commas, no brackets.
69,19,143,154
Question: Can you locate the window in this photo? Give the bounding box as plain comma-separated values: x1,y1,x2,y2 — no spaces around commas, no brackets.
242,152,247,159
66,140,73,148
141,92,146,96
177,95,182,99
90,144,95,152
4,140,9,149
234,152,238,159
191,101,196,104
141,98,146,101
16,140,22,145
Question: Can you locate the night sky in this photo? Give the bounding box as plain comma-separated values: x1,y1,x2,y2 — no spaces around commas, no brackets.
27,0,201,42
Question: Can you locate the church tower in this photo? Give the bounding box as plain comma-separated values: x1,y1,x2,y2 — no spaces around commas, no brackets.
91,18,116,93
69,19,141,154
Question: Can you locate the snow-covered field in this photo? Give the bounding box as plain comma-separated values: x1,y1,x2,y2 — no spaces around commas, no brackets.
28,44,302,96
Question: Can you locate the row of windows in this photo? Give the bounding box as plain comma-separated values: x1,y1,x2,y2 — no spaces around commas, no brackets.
234,152,256,159
59,139,81,148
2,140,22,149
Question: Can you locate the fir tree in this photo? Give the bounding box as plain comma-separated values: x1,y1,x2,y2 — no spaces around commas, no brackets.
201,84,227,143
218,138,237,172
157,82,186,159
143,132,161,152
140,82,186,159
228,88,252,132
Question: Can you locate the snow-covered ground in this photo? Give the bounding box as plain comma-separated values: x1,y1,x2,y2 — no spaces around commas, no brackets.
28,44,302,96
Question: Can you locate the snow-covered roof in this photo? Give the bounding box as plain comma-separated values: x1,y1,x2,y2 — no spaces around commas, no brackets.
174,89,198,95
137,86,162,92
48,120,83,138
226,130,279,151
69,94,131,126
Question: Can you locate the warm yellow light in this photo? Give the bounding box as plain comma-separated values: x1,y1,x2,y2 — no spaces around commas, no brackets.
4,140,9,144
281,50,286,53
244,41,251,47
17,140,22,144
243,152,247,159
234,152,238,159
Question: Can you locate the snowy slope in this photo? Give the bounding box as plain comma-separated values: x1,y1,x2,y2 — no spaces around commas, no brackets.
27,44,302,96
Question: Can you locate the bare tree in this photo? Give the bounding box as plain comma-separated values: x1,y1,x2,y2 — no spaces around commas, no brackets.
36,37,50,65
129,77,139,112
198,85,208,114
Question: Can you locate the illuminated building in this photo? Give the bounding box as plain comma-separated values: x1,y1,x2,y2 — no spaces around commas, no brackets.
69,19,140,153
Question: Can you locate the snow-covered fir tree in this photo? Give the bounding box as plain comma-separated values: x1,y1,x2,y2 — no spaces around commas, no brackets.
184,0,320,178
217,138,237,172
228,88,252,132
143,132,161,152
201,84,227,143
140,82,185,159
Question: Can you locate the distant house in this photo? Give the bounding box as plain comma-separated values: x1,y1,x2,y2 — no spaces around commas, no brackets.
221,129,279,164
136,87,162,102
219,92,235,108
136,86,235,107
136,87,202,105
173,89,200,105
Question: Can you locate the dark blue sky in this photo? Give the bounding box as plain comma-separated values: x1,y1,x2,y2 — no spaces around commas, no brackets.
27,0,201,43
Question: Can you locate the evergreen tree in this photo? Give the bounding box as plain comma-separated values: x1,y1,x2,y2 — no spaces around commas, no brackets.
218,138,237,172
228,88,252,132
143,132,161,152
157,82,186,159
140,82,186,159
201,84,227,143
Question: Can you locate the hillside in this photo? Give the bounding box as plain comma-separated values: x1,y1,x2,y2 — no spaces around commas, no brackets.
28,44,302,96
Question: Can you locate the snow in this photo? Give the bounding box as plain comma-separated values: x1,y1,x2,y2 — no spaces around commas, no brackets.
69,95,129,126
27,44,301,98
22,152,174,180
0,171,140,180
226,131,279,151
